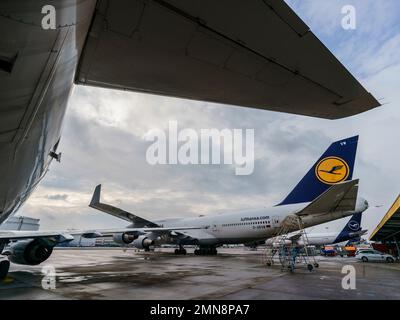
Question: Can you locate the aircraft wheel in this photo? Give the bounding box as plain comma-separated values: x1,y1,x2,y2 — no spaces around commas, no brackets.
307,264,313,272
0,260,10,280
175,248,187,255
314,263,319,268
195,247,217,255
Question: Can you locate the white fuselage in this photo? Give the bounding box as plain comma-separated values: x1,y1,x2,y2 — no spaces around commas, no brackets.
265,232,345,247
295,233,341,246
136,197,368,247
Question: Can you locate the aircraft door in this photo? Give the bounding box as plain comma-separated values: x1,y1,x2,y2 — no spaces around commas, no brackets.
272,216,280,228
211,222,220,233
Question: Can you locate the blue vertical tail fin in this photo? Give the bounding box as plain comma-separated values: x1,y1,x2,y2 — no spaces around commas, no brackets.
334,212,363,243
278,136,358,205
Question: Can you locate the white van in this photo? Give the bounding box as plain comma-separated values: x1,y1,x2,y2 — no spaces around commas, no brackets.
355,249,395,263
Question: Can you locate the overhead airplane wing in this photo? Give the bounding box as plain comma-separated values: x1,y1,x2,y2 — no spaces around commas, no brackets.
296,179,359,216
75,0,380,119
0,226,203,242
89,184,159,227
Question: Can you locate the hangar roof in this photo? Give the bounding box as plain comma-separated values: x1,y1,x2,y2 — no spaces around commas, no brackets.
370,195,400,242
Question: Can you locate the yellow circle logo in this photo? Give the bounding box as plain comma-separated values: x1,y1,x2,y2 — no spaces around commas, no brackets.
315,157,349,185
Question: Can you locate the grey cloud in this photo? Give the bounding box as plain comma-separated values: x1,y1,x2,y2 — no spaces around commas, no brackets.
47,194,68,201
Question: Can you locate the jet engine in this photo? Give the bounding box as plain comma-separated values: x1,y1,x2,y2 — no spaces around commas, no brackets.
6,239,53,265
112,233,138,245
272,240,292,248
265,238,292,248
132,235,154,249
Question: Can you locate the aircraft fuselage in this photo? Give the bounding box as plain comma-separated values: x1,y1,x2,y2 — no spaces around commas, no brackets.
0,0,96,223
134,197,368,247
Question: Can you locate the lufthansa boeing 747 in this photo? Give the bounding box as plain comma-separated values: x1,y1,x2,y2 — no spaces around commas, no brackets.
0,136,369,279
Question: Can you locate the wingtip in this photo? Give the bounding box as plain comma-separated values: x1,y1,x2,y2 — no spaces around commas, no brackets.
332,135,359,145
89,184,102,207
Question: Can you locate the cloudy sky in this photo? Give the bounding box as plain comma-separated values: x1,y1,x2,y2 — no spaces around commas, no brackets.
19,0,400,237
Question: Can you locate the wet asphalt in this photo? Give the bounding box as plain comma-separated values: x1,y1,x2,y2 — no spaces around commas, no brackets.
1,248,399,300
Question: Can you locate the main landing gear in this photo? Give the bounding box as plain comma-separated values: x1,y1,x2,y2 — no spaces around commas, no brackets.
194,247,217,255
174,245,187,255
0,259,10,280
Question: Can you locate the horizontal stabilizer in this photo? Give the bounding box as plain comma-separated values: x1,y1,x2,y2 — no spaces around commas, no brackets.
296,179,359,216
349,229,368,237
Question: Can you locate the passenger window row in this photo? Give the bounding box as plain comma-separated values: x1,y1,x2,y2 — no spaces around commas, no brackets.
221,221,271,227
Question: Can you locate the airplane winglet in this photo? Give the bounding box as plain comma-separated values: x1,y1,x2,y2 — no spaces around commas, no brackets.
88,184,159,227
90,184,101,207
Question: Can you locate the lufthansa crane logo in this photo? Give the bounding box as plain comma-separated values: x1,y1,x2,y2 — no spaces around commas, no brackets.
315,157,350,185
348,220,360,231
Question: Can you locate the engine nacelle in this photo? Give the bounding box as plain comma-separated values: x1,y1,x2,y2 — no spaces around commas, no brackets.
132,235,154,249
6,239,53,265
112,233,138,245
265,238,292,248
272,240,292,248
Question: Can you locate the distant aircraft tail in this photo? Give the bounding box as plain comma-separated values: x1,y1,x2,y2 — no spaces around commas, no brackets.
334,212,366,244
278,136,358,205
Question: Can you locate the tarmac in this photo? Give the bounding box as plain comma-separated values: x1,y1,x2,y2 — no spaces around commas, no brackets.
1,247,400,300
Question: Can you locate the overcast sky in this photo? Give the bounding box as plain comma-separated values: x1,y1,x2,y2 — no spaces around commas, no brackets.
19,0,400,237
